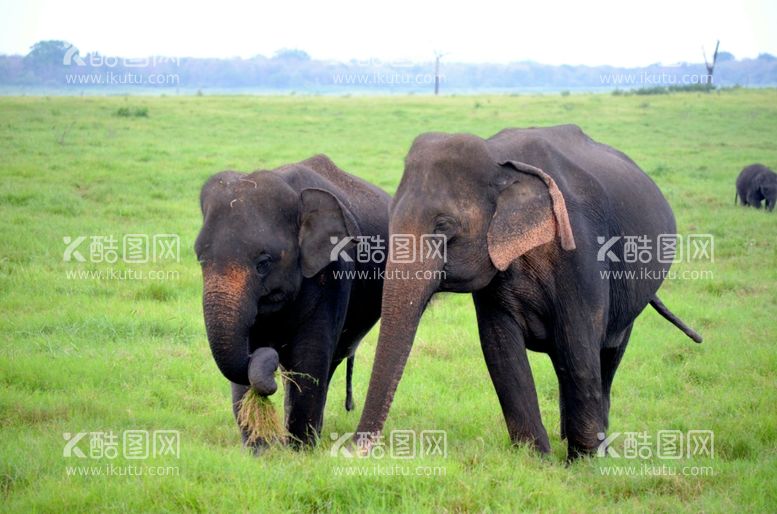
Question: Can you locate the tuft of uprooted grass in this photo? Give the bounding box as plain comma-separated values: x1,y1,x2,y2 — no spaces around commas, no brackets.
237,389,287,445
236,369,312,444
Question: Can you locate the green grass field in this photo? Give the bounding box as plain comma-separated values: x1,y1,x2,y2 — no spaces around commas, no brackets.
1,90,775,512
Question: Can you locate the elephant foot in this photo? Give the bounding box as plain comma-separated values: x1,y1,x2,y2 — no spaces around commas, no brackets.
242,436,270,456
566,437,601,461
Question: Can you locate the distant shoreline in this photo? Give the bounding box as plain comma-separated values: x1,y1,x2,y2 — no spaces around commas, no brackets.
2,85,776,97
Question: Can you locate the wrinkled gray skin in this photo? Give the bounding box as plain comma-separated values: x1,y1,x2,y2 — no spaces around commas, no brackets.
248,347,280,396
355,125,702,460
736,163,777,211
195,155,389,450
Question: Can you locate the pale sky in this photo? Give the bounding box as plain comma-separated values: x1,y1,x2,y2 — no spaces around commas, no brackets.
0,0,775,66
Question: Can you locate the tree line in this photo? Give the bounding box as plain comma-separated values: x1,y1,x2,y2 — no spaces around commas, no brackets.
2,40,775,93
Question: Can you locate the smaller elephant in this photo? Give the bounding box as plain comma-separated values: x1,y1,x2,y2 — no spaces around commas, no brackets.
195,154,390,450
736,164,777,211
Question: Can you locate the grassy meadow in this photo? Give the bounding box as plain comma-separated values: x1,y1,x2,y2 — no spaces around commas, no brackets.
0,90,776,512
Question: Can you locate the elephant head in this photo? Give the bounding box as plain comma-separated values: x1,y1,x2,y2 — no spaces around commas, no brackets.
355,133,575,438
195,170,358,388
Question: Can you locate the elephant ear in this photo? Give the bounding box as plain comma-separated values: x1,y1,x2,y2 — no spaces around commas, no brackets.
298,188,361,278
487,160,576,271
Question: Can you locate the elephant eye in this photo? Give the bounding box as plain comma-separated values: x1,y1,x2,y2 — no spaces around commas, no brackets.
255,254,272,276
434,216,458,236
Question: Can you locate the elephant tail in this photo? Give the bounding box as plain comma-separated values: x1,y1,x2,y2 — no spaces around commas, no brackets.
345,355,355,411
649,296,703,343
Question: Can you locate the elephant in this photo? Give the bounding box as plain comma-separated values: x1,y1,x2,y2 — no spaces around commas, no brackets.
195,154,390,449
735,163,776,211
354,125,702,459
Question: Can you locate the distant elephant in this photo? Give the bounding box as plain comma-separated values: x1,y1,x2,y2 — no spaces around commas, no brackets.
735,163,776,211
354,125,702,459
195,154,389,449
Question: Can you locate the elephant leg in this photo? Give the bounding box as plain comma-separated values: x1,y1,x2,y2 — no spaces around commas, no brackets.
345,355,355,412
747,190,763,208
553,331,605,459
547,353,567,440
600,323,633,430
325,354,355,412
230,382,268,454
473,291,550,453
282,333,336,448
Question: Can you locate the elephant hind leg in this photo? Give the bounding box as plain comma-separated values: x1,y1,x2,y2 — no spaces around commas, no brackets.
552,332,606,459
345,355,355,411
600,323,633,430
548,352,567,440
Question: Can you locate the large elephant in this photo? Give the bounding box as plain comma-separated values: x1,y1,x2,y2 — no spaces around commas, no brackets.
195,154,389,448
735,163,776,211
355,125,702,459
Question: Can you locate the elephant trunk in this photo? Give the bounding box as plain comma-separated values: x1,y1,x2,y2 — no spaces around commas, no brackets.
355,257,442,438
202,265,257,386
248,347,280,396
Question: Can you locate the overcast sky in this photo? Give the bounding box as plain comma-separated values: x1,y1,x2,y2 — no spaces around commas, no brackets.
1,0,775,66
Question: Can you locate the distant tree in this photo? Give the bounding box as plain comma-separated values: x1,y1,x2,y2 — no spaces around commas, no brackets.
757,53,776,61
273,49,310,61
25,40,77,67
716,51,735,62
702,40,720,85
433,51,448,95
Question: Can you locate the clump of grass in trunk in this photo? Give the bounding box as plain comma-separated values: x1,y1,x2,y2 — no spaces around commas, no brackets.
237,369,313,445
237,389,286,445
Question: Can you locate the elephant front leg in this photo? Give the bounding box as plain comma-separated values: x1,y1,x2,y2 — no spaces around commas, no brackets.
747,190,763,209
473,292,551,453
282,336,335,448
230,382,268,454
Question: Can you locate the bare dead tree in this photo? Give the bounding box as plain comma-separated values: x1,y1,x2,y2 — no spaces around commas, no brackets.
434,51,448,95
703,40,720,86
